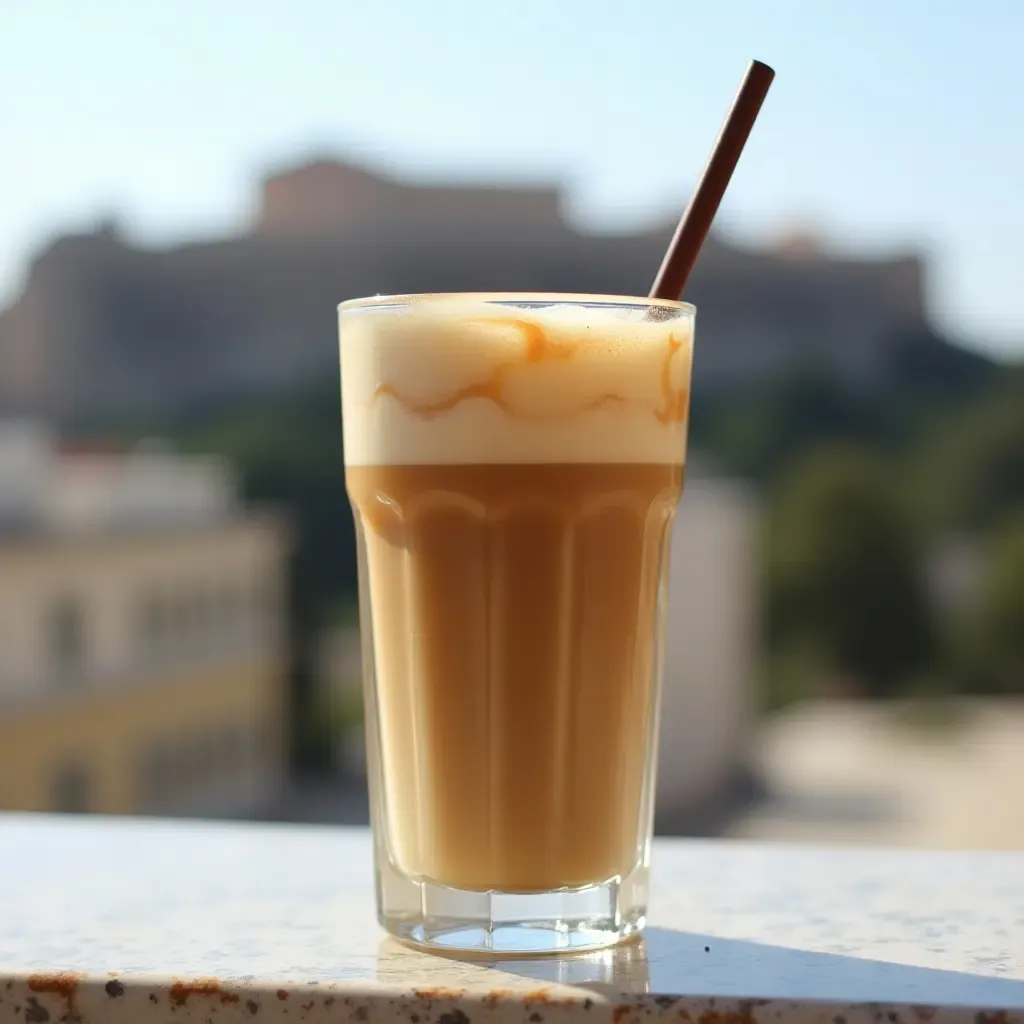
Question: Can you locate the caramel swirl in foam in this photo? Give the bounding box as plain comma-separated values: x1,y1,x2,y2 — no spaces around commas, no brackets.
372,316,684,423
655,334,688,425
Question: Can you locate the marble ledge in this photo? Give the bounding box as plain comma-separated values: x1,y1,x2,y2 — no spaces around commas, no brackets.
0,814,1021,1024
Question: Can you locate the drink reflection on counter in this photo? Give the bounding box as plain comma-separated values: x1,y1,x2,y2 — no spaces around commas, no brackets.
376,935,651,994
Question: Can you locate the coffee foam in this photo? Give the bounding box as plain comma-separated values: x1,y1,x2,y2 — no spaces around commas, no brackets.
339,298,694,466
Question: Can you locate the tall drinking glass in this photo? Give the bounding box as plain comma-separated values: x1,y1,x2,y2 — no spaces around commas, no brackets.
339,293,695,955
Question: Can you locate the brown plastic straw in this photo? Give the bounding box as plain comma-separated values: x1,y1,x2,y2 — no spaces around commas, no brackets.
650,60,775,301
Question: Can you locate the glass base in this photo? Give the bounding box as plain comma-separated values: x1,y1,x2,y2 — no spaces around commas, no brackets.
378,861,649,956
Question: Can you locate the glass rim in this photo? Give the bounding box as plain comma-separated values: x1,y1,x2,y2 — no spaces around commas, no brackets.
337,291,696,316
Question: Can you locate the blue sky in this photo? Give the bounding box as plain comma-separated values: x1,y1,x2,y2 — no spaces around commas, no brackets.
2,0,1021,355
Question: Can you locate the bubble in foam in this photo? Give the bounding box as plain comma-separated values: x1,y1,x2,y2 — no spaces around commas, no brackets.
524,303,603,324
503,302,658,326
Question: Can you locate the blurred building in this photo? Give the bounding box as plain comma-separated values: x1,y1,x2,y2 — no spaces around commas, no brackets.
657,465,760,830
731,698,1024,850
0,423,290,817
0,158,932,425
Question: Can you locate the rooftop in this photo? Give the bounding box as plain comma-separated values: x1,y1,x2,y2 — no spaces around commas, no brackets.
0,422,236,539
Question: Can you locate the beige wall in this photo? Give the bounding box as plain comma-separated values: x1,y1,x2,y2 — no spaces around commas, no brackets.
0,517,285,696
657,479,759,817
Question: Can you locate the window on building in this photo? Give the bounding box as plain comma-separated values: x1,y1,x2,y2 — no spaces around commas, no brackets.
181,586,210,657
195,586,218,653
135,749,154,813
142,588,201,663
213,724,236,782
138,740,184,812
251,576,268,630
167,591,186,656
137,745,162,812
140,578,253,664
195,728,218,787
48,596,87,683
225,581,244,634
218,722,246,784
216,587,233,647
137,593,163,660
51,761,91,814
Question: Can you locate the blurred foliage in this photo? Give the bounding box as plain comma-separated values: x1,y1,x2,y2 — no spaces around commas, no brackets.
706,336,1024,710
910,381,1024,534
963,514,1024,694
694,370,872,483
760,642,832,712
764,446,934,699
690,326,999,485
306,674,364,770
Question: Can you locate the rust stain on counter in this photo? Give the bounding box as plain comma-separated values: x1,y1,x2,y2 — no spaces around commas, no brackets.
27,971,82,1019
413,987,467,1002
169,977,229,1006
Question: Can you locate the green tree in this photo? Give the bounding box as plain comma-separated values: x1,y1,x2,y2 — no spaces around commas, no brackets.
765,446,934,698
695,368,872,483
967,513,1024,694
912,380,1024,534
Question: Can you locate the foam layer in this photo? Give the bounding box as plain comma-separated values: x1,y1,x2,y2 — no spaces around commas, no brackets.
339,297,695,466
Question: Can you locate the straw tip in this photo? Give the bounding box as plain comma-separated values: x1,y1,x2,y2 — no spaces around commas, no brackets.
751,59,776,78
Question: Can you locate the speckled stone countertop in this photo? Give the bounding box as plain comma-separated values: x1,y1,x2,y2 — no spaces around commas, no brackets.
0,815,1021,1024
